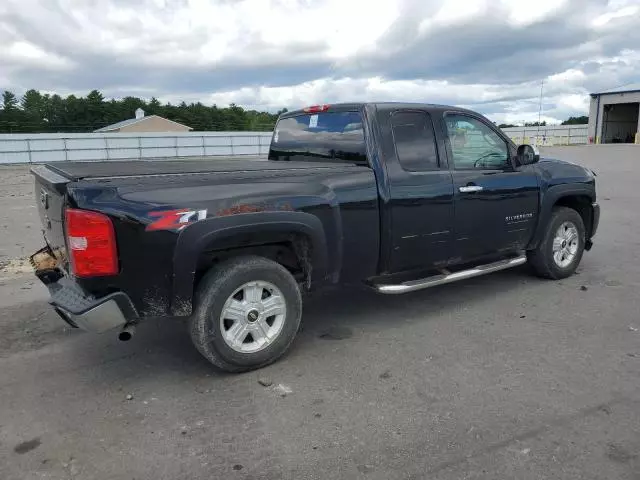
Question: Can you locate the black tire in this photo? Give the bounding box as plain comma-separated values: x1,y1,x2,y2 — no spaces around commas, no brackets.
527,206,586,279
189,256,302,373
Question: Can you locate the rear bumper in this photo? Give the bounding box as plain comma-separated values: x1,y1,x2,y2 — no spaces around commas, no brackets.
48,278,137,333
31,248,137,333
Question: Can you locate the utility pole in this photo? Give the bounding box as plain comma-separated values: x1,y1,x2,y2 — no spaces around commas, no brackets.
537,80,544,144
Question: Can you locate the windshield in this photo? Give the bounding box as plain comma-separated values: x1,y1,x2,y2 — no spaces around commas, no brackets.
268,111,367,165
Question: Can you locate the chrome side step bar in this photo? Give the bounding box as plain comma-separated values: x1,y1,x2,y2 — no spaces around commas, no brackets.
374,255,527,294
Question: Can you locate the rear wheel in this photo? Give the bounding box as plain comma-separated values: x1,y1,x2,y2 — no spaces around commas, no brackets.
527,206,585,279
190,256,302,372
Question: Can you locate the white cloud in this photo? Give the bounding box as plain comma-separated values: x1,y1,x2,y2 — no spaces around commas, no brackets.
1,41,73,70
200,71,596,124
0,0,638,122
501,0,569,26
1,0,400,68
418,0,570,32
592,4,640,27
556,93,590,112
547,69,587,86
419,0,486,32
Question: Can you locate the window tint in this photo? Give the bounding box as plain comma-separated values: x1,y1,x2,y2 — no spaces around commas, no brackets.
391,111,439,171
269,111,366,165
445,114,509,169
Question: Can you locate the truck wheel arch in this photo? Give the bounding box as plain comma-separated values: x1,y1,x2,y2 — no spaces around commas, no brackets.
528,185,595,250
170,211,329,316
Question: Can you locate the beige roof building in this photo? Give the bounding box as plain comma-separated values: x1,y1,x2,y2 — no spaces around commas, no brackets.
94,109,192,133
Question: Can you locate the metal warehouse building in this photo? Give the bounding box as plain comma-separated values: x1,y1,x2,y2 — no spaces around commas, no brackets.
588,83,640,144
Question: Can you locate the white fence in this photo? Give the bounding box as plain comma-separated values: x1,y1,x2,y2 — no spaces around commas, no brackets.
0,131,274,164
0,124,592,165
501,125,588,146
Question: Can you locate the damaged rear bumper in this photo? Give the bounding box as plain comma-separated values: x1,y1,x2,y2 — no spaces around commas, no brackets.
48,278,137,333
31,246,137,333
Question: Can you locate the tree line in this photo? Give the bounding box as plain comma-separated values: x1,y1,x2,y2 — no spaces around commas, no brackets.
498,116,589,129
0,89,283,133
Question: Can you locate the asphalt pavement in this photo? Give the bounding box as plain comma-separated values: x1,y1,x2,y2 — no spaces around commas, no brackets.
1,146,639,480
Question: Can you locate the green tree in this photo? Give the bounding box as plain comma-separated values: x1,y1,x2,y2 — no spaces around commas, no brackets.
147,97,162,115
1,90,23,132
85,90,106,130
21,89,46,131
61,94,85,131
118,96,147,121
2,90,19,110
47,94,66,131
0,89,282,133
561,115,588,125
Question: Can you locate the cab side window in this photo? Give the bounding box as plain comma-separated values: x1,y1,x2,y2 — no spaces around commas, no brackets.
391,111,439,171
445,114,509,170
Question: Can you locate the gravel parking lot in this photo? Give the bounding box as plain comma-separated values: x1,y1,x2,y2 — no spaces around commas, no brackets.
1,145,639,480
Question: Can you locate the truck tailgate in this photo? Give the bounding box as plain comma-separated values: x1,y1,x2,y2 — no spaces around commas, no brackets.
31,165,70,265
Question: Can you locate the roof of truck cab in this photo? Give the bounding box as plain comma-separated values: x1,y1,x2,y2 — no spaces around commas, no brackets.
280,102,477,118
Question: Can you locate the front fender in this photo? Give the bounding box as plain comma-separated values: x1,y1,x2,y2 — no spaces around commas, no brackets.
170,211,330,315
527,184,596,250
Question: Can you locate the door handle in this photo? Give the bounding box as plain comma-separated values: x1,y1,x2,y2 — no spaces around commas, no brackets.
459,185,483,193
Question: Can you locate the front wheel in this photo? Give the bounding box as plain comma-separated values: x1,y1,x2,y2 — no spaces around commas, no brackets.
527,206,586,279
190,256,302,372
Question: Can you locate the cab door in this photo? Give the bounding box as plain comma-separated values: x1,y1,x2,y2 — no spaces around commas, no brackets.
382,109,455,273
442,112,539,261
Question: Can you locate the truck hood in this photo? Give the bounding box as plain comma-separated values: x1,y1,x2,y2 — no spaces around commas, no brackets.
535,157,595,184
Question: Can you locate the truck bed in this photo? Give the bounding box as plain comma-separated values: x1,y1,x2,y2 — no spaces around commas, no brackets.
47,157,361,181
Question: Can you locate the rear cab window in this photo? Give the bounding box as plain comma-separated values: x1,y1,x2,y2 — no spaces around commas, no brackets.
391,111,439,171
269,110,367,165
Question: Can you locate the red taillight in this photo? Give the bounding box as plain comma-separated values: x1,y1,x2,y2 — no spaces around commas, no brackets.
303,104,330,113
65,208,118,277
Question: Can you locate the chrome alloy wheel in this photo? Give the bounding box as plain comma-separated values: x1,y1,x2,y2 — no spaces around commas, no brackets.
552,221,579,268
219,281,287,353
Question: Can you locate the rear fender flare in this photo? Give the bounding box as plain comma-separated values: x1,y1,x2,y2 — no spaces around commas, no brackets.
171,211,329,315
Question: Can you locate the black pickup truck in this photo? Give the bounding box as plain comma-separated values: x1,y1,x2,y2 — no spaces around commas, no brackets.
31,102,600,372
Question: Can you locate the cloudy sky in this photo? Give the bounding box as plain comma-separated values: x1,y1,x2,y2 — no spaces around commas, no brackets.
1,0,639,123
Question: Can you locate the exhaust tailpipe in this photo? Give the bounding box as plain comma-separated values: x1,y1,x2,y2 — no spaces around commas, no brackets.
118,324,136,342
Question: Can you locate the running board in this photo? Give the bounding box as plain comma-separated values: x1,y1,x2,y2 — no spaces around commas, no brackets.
374,255,527,294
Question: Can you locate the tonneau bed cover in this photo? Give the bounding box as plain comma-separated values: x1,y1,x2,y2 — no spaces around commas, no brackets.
46,157,360,181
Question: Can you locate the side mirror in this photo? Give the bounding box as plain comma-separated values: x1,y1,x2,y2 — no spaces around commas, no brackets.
516,144,540,166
